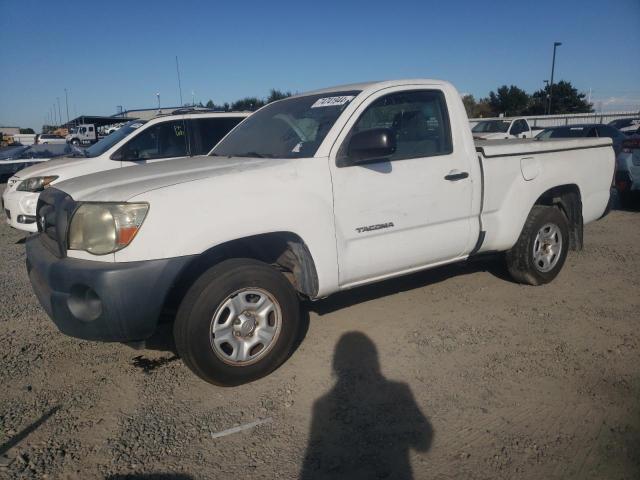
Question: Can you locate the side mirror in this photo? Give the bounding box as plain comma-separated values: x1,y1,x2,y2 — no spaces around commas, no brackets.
346,128,396,165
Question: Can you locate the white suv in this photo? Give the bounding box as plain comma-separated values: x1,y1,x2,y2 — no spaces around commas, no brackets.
2,111,249,232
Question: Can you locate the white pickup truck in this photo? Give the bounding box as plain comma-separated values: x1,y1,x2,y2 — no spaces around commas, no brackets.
25,79,614,386
472,117,543,140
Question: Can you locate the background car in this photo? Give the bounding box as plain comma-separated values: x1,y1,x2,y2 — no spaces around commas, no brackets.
0,144,77,179
615,135,640,208
537,124,626,155
608,118,640,136
36,133,67,144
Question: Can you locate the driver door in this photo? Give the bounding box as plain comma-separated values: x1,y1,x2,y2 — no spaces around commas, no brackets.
329,88,476,287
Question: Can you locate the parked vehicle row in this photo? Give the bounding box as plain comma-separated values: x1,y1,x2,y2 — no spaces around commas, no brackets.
17,79,616,386
536,123,627,155
3,111,248,232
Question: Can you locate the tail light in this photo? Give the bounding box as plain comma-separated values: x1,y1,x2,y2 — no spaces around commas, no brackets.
621,138,640,153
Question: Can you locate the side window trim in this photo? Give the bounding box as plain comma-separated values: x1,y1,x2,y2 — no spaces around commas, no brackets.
337,89,453,166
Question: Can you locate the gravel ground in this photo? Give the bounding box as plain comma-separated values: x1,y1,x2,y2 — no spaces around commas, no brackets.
0,184,639,480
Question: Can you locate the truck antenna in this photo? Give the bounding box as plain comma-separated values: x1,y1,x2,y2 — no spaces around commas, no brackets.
175,56,183,107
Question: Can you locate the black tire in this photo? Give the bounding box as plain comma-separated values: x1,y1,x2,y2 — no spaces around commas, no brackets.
506,205,570,286
71,139,80,146
174,258,300,386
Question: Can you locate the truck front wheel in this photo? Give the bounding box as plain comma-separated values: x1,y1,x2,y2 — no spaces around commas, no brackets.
506,206,570,286
173,258,301,386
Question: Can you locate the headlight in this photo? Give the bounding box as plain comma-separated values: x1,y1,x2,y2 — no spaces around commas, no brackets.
17,176,58,192
68,203,149,255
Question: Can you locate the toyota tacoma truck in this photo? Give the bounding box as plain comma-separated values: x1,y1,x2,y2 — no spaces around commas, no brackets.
25,79,614,386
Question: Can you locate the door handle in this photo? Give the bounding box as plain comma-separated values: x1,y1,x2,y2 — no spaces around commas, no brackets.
444,170,469,181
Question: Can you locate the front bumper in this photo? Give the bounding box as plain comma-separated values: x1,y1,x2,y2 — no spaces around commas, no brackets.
2,187,39,232
26,236,194,342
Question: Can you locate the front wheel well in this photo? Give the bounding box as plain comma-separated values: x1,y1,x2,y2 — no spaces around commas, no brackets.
533,184,583,250
161,232,319,317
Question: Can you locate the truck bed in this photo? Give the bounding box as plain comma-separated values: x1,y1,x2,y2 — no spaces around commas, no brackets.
475,137,612,157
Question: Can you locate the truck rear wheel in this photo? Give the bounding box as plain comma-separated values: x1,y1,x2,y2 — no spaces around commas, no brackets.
173,258,300,386
506,206,569,286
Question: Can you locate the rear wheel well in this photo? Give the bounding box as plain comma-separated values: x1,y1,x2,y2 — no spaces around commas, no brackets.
533,184,583,250
162,232,319,317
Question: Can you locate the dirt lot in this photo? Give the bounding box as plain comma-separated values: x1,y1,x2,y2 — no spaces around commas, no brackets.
0,187,639,480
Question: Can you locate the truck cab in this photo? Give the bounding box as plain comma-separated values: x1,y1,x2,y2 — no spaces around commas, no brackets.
66,124,98,145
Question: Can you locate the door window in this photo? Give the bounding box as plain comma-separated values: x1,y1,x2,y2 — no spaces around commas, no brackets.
190,117,244,155
118,120,188,160
339,90,452,163
511,120,528,135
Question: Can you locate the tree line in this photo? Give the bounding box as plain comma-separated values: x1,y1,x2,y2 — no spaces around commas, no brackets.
462,80,593,118
196,89,293,112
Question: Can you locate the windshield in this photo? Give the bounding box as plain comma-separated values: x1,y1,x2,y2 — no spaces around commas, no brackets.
472,120,511,133
211,91,360,158
538,127,588,139
82,120,146,158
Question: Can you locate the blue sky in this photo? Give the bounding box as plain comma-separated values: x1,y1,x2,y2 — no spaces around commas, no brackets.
1,0,639,130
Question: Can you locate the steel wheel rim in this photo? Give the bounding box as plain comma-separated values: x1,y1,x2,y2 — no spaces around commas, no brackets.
210,288,282,366
532,222,563,273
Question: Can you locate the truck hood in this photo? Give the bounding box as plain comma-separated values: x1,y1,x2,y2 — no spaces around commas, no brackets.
54,155,281,202
12,156,104,182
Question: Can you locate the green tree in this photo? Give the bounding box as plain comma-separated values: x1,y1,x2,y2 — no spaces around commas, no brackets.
528,80,593,115
267,89,292,103
231,97,265,111
488,85,530,116
461,95,477,118
462,94,495,118
20,128,35,134
205,99,215,108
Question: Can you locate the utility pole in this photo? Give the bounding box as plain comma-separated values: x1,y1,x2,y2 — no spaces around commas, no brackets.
547,42,562,115
57,97,63,126
64,88,70,123
175,56,183,106
156,92,161,112
543,80,549,113
53,104,57,125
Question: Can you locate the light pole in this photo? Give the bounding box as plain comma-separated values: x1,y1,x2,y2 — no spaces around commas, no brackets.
57,97,63,127
156,92,161,112
547,42,562,115
64,89,70,123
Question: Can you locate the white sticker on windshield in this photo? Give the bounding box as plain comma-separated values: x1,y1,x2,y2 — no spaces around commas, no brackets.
311,96,354,108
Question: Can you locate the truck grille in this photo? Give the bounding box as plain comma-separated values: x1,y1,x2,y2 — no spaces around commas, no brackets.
36,188,77,258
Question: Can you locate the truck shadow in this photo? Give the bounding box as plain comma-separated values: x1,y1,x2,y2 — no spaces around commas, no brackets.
308,257,511,316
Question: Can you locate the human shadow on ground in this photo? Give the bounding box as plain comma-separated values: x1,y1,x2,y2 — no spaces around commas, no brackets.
300,332,432,480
